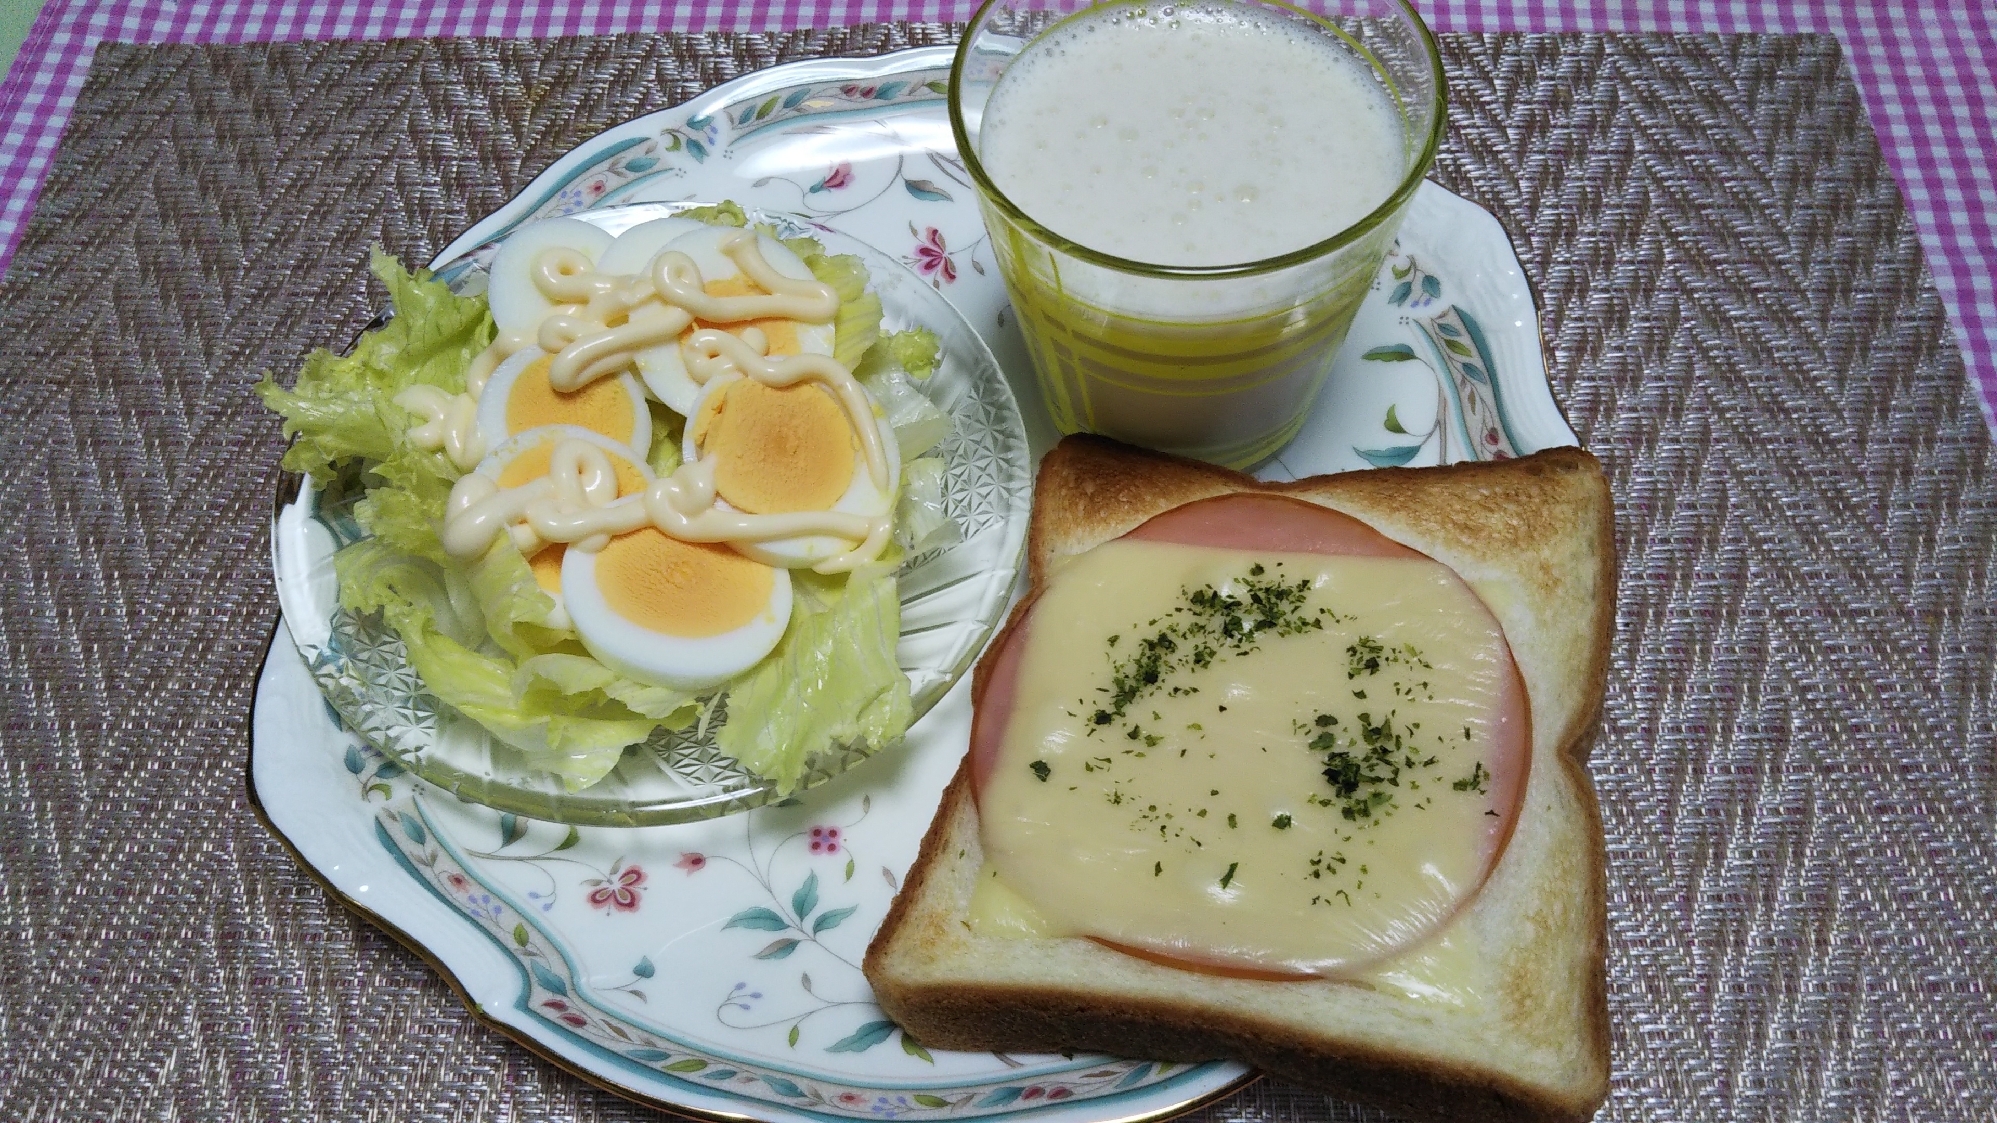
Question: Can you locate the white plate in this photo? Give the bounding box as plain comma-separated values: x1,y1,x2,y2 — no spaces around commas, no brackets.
253,44,1575,1123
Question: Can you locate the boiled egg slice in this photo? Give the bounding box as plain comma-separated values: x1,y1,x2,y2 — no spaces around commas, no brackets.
594,216,707,278
486,217,615,335
563,527,792,692
475,426,655,621
682,372,900,568
634,224,838,415
476,346,651,460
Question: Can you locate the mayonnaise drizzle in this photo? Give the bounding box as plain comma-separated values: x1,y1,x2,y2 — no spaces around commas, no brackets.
443,437,627,558
652,232,841,325
466,329,533,396
443,440,891,574
395,384,485,470
430,220,895,575
544,300,690,392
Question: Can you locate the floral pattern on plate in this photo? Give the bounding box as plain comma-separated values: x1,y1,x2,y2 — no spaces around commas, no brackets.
326,723,1237,1120
1351,248,1524,468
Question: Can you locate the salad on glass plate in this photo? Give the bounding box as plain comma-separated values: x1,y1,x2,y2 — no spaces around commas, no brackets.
262,200,1032,825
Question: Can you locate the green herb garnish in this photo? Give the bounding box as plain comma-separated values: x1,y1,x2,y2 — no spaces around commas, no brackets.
1084,569,1327,740
1452,760,1490,794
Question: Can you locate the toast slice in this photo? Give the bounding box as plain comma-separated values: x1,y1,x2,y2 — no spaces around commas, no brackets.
863,436,1614,1123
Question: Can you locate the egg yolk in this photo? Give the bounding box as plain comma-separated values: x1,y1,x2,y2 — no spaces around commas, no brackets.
593,527,777,638
503,354,639,445
681,276,802,356
693,379,856,514
529,544,567,594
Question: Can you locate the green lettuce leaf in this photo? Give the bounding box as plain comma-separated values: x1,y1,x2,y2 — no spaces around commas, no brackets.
466,541,563,658
682,200,750,227
700,209,880,374
717,563,911,794
337,539,687,790
777,232,825,261
402,620,658,790
515,654,701,724
645,401,685,476
334,537,481,647
830,290,882,370
894,458,959,554
857,328,941,380
349,441,459,565
892,328,941,379
256,248,493,481
858,366,952,461
803,250,868,303
807,253,880,369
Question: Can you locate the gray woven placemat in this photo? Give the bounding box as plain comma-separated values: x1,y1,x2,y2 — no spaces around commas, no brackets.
0,28,1990,1123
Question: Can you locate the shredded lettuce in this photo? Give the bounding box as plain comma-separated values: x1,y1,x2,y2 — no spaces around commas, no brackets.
717,562,912,795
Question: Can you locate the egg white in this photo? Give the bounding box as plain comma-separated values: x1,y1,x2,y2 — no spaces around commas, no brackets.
475,425,657,626
593,216,707,278
635,225,838,415
476,346,652,460
682,373,901,568
562,535,793,692
486,217,615,335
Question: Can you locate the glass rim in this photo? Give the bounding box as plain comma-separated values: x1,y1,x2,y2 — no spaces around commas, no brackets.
947,0,1448,280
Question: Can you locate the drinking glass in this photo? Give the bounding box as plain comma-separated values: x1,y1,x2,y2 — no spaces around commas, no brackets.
950,0,1445,468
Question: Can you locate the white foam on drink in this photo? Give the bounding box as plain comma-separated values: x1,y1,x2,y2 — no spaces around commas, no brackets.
978,3,1406,268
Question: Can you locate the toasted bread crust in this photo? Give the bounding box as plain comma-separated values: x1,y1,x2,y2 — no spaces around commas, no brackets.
866,436,1615,1123
869,766,1602,1123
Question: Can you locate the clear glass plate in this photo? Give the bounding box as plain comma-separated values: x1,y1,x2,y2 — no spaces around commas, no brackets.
270,203,1033,826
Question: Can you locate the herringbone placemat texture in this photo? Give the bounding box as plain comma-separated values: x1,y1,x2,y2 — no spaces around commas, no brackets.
0,30,1989,1122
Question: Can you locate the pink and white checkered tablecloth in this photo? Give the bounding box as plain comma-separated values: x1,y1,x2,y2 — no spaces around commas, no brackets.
3,1,1991,432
